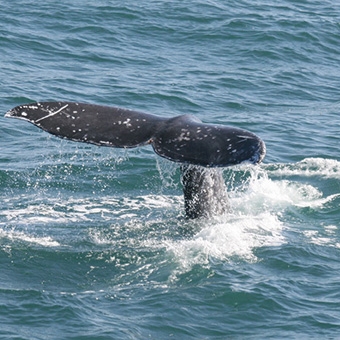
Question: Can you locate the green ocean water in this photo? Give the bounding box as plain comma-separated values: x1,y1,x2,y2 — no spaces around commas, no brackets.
1,1,340,339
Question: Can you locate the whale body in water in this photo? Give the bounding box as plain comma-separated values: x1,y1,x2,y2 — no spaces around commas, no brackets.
5,102,266,219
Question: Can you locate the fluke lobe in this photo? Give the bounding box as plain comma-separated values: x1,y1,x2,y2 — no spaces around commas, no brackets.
6,102,266,218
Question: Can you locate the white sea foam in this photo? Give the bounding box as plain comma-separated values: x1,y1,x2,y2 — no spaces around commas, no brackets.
1,157,338,267
301,223,340,248
267,157,340,178
166,212,284,273
233,172,323,212
0,227,60,247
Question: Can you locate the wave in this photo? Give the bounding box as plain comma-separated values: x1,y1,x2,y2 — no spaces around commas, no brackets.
265,157,340,179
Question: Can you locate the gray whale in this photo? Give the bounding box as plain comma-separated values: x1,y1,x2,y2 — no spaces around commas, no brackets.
6,102,266,218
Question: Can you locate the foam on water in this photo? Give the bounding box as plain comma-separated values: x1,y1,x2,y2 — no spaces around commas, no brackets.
233,169,324,212
267,157,340,179
165,212,284,276
0,227,60,247
2,157,338,278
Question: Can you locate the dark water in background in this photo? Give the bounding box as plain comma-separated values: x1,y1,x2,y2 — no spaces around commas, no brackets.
1,1,340,339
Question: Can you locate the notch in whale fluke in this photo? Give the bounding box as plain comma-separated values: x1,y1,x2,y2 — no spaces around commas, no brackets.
5,101,266,167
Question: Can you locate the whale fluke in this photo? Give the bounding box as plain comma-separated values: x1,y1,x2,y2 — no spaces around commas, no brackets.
6,101,266,219
5,102,266,167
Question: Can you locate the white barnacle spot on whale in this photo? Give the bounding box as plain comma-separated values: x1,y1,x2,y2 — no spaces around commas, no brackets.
123,118,132,128
100,140,112,145
177,131,191,142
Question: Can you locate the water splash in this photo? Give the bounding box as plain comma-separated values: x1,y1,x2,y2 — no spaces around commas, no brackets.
1,157,339,276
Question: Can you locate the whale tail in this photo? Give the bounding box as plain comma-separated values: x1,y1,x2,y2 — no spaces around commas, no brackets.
5,101,266,168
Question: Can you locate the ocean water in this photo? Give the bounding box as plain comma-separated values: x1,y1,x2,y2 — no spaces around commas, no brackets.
1,0,340,339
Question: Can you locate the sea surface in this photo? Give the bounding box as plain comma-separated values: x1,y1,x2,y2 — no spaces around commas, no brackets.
1,1,340,339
